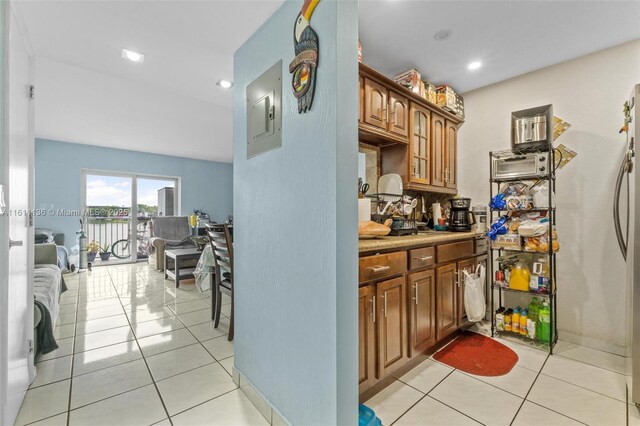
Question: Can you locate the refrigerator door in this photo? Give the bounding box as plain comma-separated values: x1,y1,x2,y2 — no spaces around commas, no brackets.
629,85,640,405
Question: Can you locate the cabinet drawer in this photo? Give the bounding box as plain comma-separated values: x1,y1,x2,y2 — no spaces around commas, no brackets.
359,251,407,283
437,240,474,264
409,247,435,270
475,238,488,255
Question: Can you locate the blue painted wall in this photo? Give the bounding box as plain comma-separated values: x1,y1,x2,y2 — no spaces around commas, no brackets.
233,1,358,424
35,138,233,249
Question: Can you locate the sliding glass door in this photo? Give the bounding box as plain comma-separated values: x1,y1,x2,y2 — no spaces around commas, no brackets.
82,170,179,265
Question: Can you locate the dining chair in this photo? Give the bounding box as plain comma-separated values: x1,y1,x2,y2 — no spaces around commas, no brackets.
205,223,234,341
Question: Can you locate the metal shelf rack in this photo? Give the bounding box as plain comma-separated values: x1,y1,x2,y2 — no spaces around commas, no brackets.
488,146,558,354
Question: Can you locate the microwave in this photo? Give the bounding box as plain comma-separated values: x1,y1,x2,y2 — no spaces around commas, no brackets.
491,153,548,180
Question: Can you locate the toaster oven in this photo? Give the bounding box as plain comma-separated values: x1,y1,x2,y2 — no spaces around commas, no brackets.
491,153,549,180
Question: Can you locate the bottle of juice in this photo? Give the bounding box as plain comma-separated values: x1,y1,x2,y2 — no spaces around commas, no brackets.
512,307,521,334
520,309,528,336
504,309,512,332
539,300,551,343
509,260,531,291
527,297,539,340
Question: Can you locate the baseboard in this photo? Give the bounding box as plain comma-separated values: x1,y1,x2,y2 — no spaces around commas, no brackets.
559,329,627,357
234,368,290,425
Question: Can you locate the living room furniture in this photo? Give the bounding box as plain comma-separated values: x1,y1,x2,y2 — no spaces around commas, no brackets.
164,247,202,288
33,243,66,357
206,223,234,341
149,216,194,271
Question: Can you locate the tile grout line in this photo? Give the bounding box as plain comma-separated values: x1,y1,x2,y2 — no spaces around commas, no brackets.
423,370,488,426
65,272,83,426
536,370,630,404
523,400,589,425
109,268,175,426
509,353,550,426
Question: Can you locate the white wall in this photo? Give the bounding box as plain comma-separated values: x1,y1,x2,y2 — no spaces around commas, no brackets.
459,40,640,354
34,57,233,163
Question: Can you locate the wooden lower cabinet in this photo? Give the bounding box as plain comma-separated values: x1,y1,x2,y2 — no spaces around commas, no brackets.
457,257,476,327
436,263,458,340
408,269,436,357
377,276,407,379
359,285,376,392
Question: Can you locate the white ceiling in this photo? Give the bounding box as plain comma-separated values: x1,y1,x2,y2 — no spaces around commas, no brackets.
13,0,640,162
15,0,284,108
359,0,640,94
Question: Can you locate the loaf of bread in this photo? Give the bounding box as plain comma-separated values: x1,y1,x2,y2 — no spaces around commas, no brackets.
358,220,392,237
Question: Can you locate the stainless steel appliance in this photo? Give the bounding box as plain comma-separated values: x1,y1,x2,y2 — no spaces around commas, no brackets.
614,85,639,405
491,152,549,180
448,198,475,232
157,187,174,216
511,104,553,150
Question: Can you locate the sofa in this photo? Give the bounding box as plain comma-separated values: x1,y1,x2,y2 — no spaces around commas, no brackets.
34,243,66,357
148,216,195,271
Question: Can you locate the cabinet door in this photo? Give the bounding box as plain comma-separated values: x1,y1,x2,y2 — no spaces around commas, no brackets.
358,77,364,123
364,78,388,130
359,285,376,392
436,263,457,340
388,91,409,139
408,269,436,357
457,258,475,327
409,103,431,185
475,254,489,321
431,113,446,187
377,276,407,378
445,120,458,189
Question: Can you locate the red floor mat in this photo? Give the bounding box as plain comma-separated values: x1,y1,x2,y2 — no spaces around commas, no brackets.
433,331,519,376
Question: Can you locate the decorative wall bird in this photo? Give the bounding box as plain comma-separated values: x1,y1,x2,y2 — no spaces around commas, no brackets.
289,0,320,113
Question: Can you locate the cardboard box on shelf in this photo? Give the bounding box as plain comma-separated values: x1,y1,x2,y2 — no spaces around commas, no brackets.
436,85,457,113
394,68,421,93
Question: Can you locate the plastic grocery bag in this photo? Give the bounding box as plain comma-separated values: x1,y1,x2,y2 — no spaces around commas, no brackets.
193,245,214,292
463,264,486,322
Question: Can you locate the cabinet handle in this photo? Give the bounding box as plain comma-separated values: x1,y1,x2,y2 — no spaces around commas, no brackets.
383,292,388,318
455,271,460,288
370,296,376,323
369,265,390,273
414,282,419,305
414,255,433,262
444,168,449,183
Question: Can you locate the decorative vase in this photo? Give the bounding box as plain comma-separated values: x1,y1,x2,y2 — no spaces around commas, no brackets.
99,252,111,261
87,252,97,262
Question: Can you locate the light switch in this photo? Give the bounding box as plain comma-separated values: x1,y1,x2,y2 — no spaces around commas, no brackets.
247,61,282,158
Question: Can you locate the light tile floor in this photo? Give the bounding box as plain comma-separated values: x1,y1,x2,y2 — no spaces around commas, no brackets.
15,262,265,426
367,322,637,426
17,263,639,425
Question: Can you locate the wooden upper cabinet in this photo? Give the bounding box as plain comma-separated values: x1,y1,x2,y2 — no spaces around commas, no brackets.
364,78,388,130
436,263,457,340
388,92,409,139
376,276,407,379
408,269,436,357
445,120,458,189
409,103,431,186
457,258,475,327
359,285,376,392
359,77,364,123
431,113,446,187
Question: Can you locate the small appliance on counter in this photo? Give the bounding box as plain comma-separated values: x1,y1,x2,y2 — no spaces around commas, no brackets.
448,198,476,232
511,104,553,150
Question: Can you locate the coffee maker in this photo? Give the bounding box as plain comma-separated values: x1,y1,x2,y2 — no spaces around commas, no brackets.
448,198,476,232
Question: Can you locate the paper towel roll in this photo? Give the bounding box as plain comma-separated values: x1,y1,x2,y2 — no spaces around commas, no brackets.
358,198,372,222
432,203,442,223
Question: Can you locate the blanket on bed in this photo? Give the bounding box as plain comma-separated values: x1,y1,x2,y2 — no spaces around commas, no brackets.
33,265,67,354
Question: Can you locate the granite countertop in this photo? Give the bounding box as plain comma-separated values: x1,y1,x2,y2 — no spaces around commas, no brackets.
359,231,484,253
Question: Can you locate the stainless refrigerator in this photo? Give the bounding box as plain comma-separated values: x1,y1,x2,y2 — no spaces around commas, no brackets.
615,84,639,405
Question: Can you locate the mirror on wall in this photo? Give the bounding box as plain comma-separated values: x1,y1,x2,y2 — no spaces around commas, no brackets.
358,143,380,194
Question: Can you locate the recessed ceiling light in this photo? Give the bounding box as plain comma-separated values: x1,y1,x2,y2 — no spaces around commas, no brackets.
216,79,234,89
122,48,144,63
467,61,482,71
434,29,452,41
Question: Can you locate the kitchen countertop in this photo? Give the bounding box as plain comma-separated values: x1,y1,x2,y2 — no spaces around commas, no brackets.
359,230,484,253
